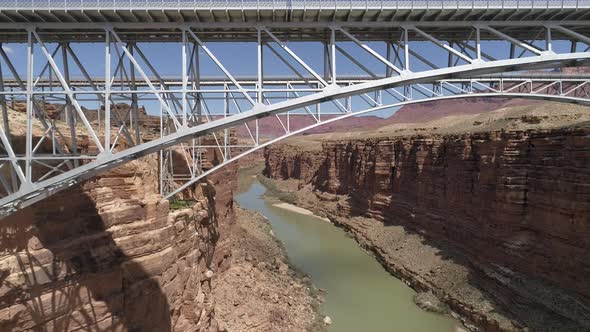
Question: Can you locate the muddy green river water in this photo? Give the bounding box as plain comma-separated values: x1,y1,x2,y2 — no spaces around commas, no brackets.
235,174,462,332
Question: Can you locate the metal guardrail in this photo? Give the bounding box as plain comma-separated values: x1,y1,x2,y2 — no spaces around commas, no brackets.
0,0,588,10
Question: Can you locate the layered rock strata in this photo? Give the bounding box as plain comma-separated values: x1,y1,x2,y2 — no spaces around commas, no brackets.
264,127,590,331
0,154,237,332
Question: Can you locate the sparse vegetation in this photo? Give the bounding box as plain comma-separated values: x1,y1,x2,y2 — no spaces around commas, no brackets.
169,198,196,210
256,174,298,204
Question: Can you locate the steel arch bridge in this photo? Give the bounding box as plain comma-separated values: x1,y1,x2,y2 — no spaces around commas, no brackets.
0,1,590,218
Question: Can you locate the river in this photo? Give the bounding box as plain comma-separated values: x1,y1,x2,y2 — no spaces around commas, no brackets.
235,172,462,332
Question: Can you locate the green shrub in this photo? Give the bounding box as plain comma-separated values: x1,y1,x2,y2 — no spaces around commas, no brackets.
169,198,196,210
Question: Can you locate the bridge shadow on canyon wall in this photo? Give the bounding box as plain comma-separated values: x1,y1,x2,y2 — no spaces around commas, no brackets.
0,168,227,332
0,183,174,331
311,131,590,331
0,131,235,331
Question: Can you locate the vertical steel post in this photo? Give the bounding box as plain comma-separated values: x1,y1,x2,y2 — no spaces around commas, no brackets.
25,29,34,184
256,28,263,145
194,42,201,125
285,83,290,132
159,85,163,195
194,42,202,174
317,83,321,121
404,28,410,71
224,83,229,161
330,27,336,84
476,27,481,61
346,83,352,112
187,40,197,177
257,28,264,103
323,42,329,81
181,30,188,127
129,42,140,144
546,26,552,52
386,41,393,77
40,86,45,119
447,41,454,67
104,30,111,153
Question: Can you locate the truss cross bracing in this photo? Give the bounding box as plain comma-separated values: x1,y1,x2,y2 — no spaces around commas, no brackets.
0,1,590,218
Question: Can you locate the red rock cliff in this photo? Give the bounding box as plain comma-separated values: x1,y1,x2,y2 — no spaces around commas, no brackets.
264,127,590,328
0,153,237,331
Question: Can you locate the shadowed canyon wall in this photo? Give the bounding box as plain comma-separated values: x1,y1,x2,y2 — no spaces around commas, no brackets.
0,153,237,331
264,127,590,327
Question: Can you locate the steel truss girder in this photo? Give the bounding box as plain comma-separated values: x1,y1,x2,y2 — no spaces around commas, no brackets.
0,22,589,218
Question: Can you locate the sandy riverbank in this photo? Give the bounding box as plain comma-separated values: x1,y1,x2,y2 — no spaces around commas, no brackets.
272,202,331,222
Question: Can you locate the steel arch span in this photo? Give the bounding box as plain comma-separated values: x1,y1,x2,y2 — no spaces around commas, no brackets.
1,84,589,219
161,91,590,200
1,3,590,218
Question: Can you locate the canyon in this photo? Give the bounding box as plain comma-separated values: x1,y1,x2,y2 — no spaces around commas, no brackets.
230,98,544,139
1,97,589,331
263,101,590,331
0,106,318,331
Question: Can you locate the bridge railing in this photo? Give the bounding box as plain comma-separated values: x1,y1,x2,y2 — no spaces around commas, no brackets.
0,0,587,10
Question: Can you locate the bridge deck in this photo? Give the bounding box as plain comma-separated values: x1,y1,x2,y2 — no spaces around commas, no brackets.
0,1,589,42
0,0,589,25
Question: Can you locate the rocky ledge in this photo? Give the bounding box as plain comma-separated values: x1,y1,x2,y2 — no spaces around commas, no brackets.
214,206,320,331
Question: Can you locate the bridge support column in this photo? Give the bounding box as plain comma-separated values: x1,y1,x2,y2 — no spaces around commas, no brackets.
129,42,140,145
25,29,33,185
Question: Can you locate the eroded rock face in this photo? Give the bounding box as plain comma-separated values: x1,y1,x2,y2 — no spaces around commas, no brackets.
0,155,237,332
264,128,590,328
263,146,325,185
